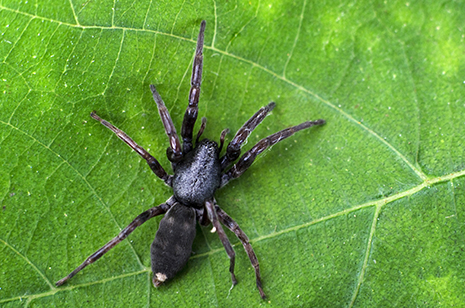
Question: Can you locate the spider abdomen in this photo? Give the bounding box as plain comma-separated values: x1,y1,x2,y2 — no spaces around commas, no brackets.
172,139,221,207
151,203,196,286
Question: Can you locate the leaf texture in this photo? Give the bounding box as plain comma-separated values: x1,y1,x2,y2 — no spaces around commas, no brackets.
1,0,464,307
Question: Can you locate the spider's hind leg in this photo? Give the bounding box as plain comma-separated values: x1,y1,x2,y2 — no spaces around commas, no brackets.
56,200,172,286
205,200,238,286
215,202,266,299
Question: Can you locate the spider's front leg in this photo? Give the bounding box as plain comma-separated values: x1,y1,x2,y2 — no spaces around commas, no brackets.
220,102,276,170
181,20,206,153
90,112,172,185
150,85,183,162
221,119,325,186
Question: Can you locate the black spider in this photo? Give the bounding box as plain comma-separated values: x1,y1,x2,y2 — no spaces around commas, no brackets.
56,20,325,299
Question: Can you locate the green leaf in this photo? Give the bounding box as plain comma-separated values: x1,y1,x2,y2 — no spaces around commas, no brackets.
1,0,464,306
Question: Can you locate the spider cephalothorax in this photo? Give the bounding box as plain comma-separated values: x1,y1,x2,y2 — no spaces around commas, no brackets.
172,139,222,207
56,20,325,299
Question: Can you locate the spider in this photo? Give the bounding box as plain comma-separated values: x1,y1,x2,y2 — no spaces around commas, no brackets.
56,20,325,299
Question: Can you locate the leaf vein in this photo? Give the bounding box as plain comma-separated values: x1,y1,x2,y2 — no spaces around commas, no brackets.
2,15,33,63
283,0,307,78
0,120,146,270
0,238,54,289
0,169,464,303
68,0,79,26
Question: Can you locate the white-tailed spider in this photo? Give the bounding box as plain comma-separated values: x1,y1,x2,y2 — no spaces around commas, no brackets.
56,20,325,299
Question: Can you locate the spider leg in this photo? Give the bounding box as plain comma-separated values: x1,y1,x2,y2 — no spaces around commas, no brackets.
195,207,211,226
215,202,266,299
220,102,276,170
181,20,206,154
150,84,183,162
90,112,172,185
221,119,325,187
205,200,237,286
218,128,230,153
56,199,173,286
195,117,207,144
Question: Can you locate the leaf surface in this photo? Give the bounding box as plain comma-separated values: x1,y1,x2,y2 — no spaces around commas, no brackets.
1,0,464,307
